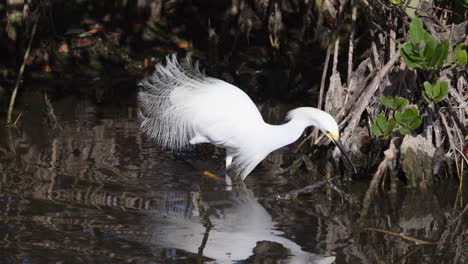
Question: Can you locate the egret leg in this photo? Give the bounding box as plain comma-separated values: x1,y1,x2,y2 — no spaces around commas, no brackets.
226,155,233,169
225,173,232,191
225,151,233,190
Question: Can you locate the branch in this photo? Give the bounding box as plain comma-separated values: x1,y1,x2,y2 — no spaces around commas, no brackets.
341,53,400,144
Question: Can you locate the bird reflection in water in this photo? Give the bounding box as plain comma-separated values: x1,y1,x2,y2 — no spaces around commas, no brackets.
144,184,336,264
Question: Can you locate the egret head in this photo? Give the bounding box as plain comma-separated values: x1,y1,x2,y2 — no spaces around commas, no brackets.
287,107,356,173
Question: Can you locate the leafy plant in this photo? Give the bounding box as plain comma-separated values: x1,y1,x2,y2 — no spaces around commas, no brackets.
400,16,449,69
394,107,422,135
371,96,422,137
380,96,408,111
370,114,397,138
452,43,467,66
422,80,449,104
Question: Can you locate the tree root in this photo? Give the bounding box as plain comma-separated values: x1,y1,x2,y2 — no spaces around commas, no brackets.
359,139,397,221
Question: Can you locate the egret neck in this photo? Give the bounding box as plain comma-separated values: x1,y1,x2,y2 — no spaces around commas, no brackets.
261,117,312,152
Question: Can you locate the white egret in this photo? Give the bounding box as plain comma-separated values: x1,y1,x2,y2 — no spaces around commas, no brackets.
138,54,356,180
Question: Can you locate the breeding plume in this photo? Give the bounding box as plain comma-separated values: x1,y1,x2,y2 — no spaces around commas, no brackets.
138,55,355,180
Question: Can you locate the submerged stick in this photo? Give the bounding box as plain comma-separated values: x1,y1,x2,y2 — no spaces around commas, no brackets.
364,227,443,245
7,13,39,124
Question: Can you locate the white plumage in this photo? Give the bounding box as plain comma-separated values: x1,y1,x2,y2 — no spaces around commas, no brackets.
138,55,355,180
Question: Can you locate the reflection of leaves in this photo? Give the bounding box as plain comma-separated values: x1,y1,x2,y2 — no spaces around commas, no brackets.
380,96,408,111
422,80,449,104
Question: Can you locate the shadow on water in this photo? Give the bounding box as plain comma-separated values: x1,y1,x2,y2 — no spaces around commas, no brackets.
0,89,467,263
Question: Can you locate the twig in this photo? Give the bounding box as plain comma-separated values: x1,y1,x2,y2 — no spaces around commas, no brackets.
318,45,332,111
371,21,401,45
438,112,457,151
331,37,340,92
364,227,443,245
454,147,468,165
311,44,333,147
4,112,23,128
7,12,39,124
390,14,397,58
347,4,356,89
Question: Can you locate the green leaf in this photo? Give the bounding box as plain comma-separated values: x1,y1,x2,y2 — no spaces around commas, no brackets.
395,107,419,127
394,111,405,126
371,114,397,137
399,127,412,135
370,123,383,136
415,40,426,55
381,96,409,111
433,81,449,102
452,44,467,66
423,80,449,103
380,96,395,109
400,44,424,69
409,16,424,44
422,33,438,59
422,90,433,104
376,114,387,129
385,118,397,134
404,107,419,119
432,80,441,97
423,81,433,98
428,39,449,67
394,97,409,111
409,117,422,129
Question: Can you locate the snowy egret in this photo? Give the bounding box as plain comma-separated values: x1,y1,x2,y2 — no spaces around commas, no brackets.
138,55,356,180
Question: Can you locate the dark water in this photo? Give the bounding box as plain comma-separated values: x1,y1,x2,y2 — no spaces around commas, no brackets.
0,91,466,264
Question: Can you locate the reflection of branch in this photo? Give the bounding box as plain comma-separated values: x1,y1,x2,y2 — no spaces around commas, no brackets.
328,181,361,207
196,193,212,264
364,227,443,245
197,221,211,264
395,245,423,263
281,176,339,199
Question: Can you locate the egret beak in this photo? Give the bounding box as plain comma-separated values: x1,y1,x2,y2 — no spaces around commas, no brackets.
328,133,357,173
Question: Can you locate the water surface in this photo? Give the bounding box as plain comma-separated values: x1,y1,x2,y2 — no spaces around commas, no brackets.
0,91,466,263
